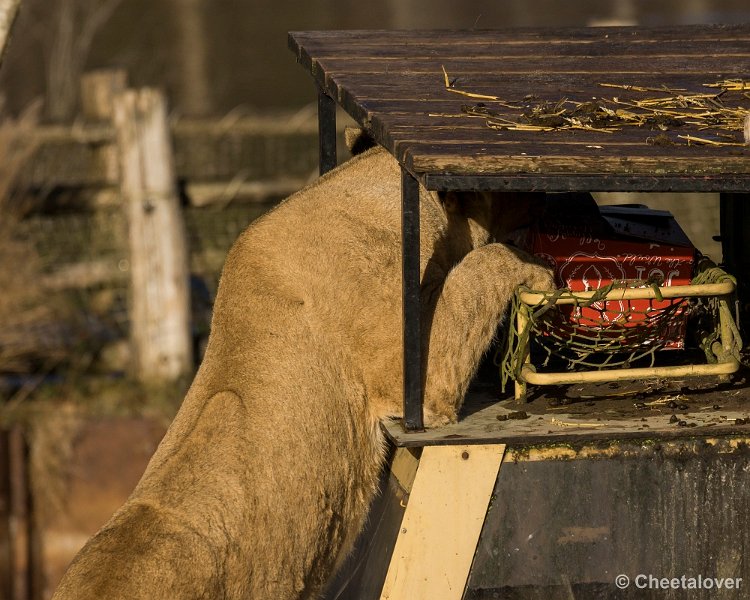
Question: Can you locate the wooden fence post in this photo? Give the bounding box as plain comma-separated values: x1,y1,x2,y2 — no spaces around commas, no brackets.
80,69,128,121
113,88,192,381
7,426,39,600
0,0,22,67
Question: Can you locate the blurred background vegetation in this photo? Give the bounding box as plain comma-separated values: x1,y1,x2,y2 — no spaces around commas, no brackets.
0,0,748,118
0,0,747,405
0,2,748,598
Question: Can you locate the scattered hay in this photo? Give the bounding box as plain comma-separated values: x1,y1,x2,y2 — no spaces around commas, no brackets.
438,68,750,146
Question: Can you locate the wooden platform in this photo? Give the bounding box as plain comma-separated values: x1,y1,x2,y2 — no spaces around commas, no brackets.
289,26,750,192
383,372,750,447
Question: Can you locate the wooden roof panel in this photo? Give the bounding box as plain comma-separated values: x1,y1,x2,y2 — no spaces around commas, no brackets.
291,25,750,45
314,56,750,76
290,26,750,191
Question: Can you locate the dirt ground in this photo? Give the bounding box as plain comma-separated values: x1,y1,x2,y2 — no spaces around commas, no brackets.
36,417,166,599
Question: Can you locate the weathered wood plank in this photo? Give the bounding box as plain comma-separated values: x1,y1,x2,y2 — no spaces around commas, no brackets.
421,173,750,193
292,27,750,189
291,26,750,91
370,130,750,177
378,116,749,147
290,24,750,52
312,73,745,117
324,84,749,148
382,127,734,149
313,55,750,76
297,40,750,60
324,74,748,100
323,79,745,117
404,146,750,176
381,389,750,448
393,131,749,154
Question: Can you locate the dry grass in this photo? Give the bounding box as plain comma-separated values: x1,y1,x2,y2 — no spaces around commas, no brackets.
438,69,750,146
0,100,68,375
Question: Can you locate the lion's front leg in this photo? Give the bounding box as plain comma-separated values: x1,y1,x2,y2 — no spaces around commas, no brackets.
421,243,553,426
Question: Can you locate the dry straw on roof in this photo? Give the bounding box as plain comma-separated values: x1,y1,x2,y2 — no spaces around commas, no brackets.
438,68,750,147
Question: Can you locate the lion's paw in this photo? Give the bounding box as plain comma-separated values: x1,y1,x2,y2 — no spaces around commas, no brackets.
526,266,556,292
423,406,456,428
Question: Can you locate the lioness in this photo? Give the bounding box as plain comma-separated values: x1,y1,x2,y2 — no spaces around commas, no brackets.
52,144,553,600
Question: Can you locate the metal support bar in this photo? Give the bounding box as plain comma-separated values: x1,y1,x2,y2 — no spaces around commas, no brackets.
401,168,423,431
317,87,337,175
521,359,739,386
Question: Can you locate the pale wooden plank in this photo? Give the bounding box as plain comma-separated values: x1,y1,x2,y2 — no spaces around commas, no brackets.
380,444,505,600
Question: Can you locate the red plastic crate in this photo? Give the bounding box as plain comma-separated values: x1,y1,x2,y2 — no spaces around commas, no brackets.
519,196,696,349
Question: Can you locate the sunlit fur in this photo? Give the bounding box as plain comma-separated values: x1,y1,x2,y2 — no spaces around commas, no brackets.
52,146,553,600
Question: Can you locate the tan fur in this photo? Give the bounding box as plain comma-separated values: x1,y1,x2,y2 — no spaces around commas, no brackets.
52,147,553,600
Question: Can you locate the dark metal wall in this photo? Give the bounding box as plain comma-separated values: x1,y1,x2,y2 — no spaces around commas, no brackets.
329,439,750,599
468,441,750,599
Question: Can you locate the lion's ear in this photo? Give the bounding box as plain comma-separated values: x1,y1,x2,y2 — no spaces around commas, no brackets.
344,127,376,155
438,191,461,215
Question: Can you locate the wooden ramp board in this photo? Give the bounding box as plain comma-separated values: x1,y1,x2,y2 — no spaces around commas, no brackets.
325,435,750,599
289,25,750,192
380,445,504,600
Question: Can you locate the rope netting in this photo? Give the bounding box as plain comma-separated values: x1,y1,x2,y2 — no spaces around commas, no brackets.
499,264,742,388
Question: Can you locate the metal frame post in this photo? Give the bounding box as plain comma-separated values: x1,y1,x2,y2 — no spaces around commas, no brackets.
402,168,423,431
318,86,337,175
316,83,423,431
720,192,750,328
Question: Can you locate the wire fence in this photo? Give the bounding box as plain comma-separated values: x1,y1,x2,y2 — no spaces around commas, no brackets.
10,199,282,376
